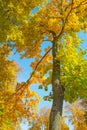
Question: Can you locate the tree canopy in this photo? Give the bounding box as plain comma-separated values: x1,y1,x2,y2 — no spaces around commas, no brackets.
0,0,87,129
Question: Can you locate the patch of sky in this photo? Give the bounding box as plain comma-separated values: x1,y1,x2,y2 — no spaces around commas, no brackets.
30,0,50,16
8,48,34,83
78,30,87,50
31,84,52,109
77,30,87,60
9,41,15,45
44,35,48,41
40,36,52,55
20,120,30,130
63,101,74,130
84,54,87,59
30,7,38,15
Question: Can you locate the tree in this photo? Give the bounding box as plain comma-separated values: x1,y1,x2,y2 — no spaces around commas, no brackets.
0,44,40,129
29,107,69,130
65,99,87,130
30,102,87,130
1,0,87,130
0,44,20,130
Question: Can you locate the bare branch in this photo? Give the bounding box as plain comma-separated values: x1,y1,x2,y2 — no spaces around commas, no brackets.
43,40,52,42
15,47,52,94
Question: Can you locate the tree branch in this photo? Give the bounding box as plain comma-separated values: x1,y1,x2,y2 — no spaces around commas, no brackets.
55,0,73,40
55,0,87,41
15,47,52,95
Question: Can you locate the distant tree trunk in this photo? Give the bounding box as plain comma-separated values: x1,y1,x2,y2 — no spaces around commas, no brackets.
49,38,64,130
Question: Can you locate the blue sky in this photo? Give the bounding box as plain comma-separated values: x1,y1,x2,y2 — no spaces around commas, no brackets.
9,31,87,130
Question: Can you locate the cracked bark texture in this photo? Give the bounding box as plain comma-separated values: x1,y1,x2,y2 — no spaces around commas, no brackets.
49,38,64,130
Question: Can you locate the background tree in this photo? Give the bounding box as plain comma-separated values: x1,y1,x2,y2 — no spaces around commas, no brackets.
0,44,20,130
29,107,69,130
0,44,40,129
1,0,87,130
65,99,87,130
29,102,87,130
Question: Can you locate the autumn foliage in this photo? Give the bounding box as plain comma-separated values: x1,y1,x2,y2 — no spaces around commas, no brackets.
0,44,40,130
30,107,69,130
1,0,87,130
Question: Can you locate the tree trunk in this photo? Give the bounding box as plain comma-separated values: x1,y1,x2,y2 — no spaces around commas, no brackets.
49,38,64,130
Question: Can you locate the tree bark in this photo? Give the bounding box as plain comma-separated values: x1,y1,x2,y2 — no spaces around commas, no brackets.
49,38,64,130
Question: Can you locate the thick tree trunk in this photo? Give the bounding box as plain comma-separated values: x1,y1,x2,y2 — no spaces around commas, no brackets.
49,38,64,130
